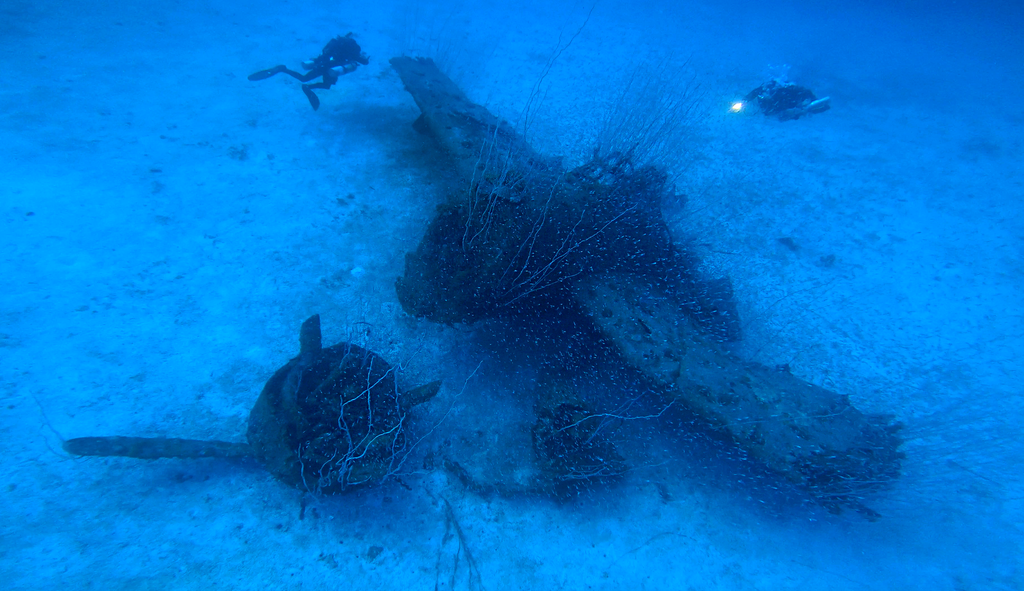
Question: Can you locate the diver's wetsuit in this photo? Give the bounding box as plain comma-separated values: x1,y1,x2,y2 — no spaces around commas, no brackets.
744,80,830,121
248,33,369,110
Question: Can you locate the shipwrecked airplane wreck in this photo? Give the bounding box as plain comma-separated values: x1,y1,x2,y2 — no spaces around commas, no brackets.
388,56,903,517
63,55,902,520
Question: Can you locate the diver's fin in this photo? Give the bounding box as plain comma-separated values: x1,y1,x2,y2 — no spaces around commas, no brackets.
248,65,287,81
302,85,321,110
807,96,831,114
299,314,322,354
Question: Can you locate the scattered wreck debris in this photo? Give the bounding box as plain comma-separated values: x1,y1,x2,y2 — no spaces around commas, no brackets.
439,374,633,501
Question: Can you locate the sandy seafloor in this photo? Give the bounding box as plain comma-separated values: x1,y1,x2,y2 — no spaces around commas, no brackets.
2,0,1022,589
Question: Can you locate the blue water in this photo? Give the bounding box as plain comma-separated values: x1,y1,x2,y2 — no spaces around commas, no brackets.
2,0,1021,588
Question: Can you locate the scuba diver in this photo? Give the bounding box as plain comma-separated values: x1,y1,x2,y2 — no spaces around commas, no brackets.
248,33,369,111
741,78,830,121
